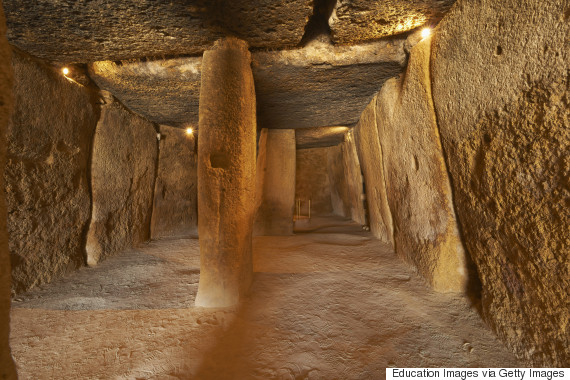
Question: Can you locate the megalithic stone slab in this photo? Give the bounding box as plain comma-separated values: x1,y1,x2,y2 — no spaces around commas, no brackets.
3,0,313,63
88,39,407,132
254,129,296,236
329,0,456,44
0,2,17,378
6,50,98,294
375,37,468,293
195,38,256,308
431,0,569,366
151,125,198,239
353,98,393,245
86,100,158,266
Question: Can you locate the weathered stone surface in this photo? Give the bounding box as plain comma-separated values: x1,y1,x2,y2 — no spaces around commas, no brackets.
86,100,157,266
254,129,296,236
195,38,256,308
329,0,455,44
6,50,98,294
327,136,366,225
296,126,349,149
353,99,393,245
4,0,312,63
254,128,269,226
254,40,407,129
150,125,198,239
431,0,569,366
296,148,332,216
89,39,406,130
375,37,468,293
0,2,17,377
89,58,202,128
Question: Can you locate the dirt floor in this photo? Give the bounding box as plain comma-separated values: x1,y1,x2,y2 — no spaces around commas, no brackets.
10,216,520,379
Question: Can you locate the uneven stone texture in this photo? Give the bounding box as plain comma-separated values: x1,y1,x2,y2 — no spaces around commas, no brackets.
296,126,349,149
86,100,157,266
254,40,407,129
89,58,202,128
9,218,521,379
353,99,393,245
90,40,406,130
196,38,256,308
253,128,269,226
3,0,312,63
296,148,332,216
254,130,296,236
0,2,17,378
6,50,99,294
327,135,366,225
327,145,349,218
375,37,468,293
431,0,569,366
330,0,456,44
151,125,198,239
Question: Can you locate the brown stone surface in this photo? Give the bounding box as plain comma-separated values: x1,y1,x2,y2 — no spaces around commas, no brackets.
86,100,157,266
329,0,455,44
353,99,393,245
295,148,332,216
375,37,468,293
3,0,312,63
5,50,98,294
254,129,296,236
9,218,521,379
89,39,406,131
0,2,17,377
296,126,349,149
431,0,569,366
327,135,366,225
150,125,198,239
195,38,256,308
89,58,202,128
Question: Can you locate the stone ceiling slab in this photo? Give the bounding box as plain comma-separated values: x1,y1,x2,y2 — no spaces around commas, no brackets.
330,0,456,44
253,40,406,129
90,58,202,128
296,126,349,149
89,39,407,130
3,0,312,63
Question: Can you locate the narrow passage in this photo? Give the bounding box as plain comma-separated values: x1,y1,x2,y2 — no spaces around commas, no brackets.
10,216,519,379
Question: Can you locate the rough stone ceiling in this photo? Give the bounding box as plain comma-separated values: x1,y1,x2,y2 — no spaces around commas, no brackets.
3,0,456,143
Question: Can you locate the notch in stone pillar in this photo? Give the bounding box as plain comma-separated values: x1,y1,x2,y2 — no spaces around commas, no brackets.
195,38,257,308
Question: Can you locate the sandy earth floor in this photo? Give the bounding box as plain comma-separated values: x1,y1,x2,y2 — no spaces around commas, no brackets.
10,216,520,379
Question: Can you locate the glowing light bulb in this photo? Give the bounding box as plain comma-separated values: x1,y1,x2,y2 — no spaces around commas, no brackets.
421,28,432,39
186,127,194,135
62,67,70,76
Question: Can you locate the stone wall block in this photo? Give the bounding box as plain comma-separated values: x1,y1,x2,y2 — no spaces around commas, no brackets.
431,0,569,365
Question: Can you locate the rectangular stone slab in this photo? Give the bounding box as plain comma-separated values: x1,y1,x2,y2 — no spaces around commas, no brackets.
6,50,98,294
4,0,312,62
86,100,158,266
151,125,198,239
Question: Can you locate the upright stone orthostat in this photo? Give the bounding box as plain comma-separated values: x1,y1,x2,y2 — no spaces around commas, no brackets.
195,38,257,308
254,129,296,235
0,2,17,377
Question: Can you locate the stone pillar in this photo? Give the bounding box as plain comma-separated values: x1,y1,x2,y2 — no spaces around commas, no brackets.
0,2,17,378
195,38,256,308
254,129,296,235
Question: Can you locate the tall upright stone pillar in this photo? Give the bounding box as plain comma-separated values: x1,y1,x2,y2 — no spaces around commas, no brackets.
254,129,296,235
0,2,17,378
195,38,257,308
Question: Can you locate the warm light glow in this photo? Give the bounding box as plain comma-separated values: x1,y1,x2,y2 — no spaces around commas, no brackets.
186,127,194,135
62,67,70,76
421,28,432,39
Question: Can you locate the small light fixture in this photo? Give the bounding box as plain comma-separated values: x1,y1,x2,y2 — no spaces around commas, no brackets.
62,67,70,76
186,127,194,135
421,28,432,39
